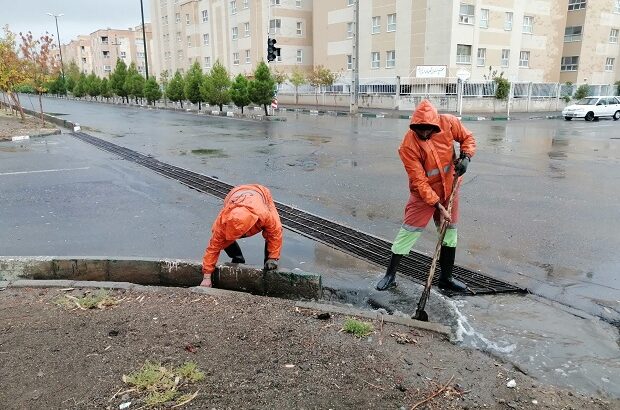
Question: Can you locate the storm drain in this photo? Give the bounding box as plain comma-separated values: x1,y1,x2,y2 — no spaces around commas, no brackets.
72,131,526,296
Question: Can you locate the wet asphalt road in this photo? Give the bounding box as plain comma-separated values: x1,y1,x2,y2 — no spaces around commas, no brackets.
13,95,619,324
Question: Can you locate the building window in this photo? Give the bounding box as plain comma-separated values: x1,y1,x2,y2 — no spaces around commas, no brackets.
564,26,582,42
477,48,486,66
137,52,145,58
232,27,238,39
269,19,281,34
610,28,619,43
519,51,530,67
233,52,239,65
244,22,250,37
371,52,380,69
560,56,579,71
120,51,126,59
271,0,281,4
296,0,301,7
231,1,237,14
372,16,380,34
347,22,353,38
501,49,510,67
101,36,109,44
203,33,210,45
187,36,192,47
177,50,183,59
479,9,489,28
245,50,251,64
456,44,472,64
176,32,181,42
348,0,355,5
296,22,303,35
505,12,513,30
605,57,615,71
104,65,111,72
244,0,249,8
568,0,586,11
204,56,211,69
459,4,475,24
102,50,110,59
186,14,190,25
202,10,208,22
296,49,303,63
175,13,180,23
386,50,395,68
615,0,620,13
387,14,396,31
347,55,352,70
522,16,533,33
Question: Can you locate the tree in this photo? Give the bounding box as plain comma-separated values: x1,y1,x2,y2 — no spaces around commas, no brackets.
574,84,590,100
166,70,185,108
230,74,251,114
184,61,204,110
86,72,101,100
160,69,170,106
48,74,66,96
100,77,112,101
109,58,129,103
0,25,28,120
483,66,510,101
248,61,275,115
124,62,145,104
272,68,288,86
19,30,60,124
307,65,339,105
289,67,306,104
201,60,231,111
65,60,80,93
144,77,162,105
73,72,87,98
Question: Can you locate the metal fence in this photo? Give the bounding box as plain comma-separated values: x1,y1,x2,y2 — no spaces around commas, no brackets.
277,76,619,99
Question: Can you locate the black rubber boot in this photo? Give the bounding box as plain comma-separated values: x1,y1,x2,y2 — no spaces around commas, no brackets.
376,253,403,291
224,241,245,264
437,246,467,292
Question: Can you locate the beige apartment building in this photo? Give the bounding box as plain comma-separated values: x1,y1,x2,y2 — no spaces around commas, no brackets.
150,0,314,79
61,24,153,78
560,0,620,84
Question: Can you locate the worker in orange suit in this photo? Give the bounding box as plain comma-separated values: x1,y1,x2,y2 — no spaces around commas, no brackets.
201,184,283,287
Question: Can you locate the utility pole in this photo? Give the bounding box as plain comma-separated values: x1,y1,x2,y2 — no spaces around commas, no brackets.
140,0,149,79
350,0,359,114
46,13,65,82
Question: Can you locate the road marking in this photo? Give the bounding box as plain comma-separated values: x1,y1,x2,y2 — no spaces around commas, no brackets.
0,167,90,176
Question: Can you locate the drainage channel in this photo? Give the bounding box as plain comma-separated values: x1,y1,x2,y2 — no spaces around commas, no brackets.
71,131,525,296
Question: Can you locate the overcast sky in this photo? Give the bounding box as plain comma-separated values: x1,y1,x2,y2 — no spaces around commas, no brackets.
2,0,151,44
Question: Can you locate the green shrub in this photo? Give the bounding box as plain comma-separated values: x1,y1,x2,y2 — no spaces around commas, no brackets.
574,84,590,100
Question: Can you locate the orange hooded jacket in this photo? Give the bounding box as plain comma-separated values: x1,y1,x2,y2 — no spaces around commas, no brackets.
399,100,476,206
202,184,283,274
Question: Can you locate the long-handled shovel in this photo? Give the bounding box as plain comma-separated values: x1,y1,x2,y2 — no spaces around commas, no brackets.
413,175,461,322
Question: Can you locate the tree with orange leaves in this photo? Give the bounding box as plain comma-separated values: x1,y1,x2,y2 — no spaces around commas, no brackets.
19,30,60,124
0,25,28,120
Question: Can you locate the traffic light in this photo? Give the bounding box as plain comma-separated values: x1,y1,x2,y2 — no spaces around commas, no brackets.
267,37,281,62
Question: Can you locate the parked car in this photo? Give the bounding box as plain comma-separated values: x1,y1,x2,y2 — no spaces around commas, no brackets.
562,96,620,121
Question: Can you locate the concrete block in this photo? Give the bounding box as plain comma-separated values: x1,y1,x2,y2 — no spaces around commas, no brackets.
11,135,29,141
0,281,9,288
158,260,202,287
52,259,108,281
214,264,264,295
226,111,234,117
72,280,133,290
108,260,160,285
264,269,322,300
10,279,75,288
0,257,54,281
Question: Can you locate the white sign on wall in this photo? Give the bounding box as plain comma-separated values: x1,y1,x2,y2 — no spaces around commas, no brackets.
415,65,447,78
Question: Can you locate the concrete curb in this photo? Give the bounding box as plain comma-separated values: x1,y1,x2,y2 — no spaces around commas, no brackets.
295,301,450,336
0,256,322,301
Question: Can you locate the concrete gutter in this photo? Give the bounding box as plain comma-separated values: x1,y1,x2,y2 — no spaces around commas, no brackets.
0,257,321,300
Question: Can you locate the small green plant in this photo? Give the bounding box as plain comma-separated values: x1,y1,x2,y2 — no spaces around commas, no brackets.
342,318,374,338
562,95,571,103
55,289,119,310
122,361,203,407
615,80,620,96
190,148,227,157
494,77,510,101
574,84,590,100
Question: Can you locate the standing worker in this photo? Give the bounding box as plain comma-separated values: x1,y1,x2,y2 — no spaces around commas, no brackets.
201,184,283,287
376,100,476,292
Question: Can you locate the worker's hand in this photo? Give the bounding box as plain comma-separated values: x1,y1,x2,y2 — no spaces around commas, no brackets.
435,203,452,224
454,156,470,176
264,259,278,271
200,274,212,287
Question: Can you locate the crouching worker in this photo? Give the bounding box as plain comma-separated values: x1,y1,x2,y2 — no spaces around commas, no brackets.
201,184,283,287
376,99,476,292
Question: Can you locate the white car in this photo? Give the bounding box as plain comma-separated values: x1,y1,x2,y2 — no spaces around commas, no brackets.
562,96,620,121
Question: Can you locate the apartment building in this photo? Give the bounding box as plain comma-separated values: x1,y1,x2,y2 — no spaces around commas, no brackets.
150,0,313,79
561,0,620,84
313,0,567,83
61,24,153,78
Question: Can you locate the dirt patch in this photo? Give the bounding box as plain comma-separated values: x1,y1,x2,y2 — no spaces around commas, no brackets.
0,109,58,140
0,287,616,409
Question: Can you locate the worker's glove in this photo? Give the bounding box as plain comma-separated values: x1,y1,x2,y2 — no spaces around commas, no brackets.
264,259,278,271
454,154,470,176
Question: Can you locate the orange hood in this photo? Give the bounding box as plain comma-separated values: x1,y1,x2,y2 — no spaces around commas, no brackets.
410,100,441,133
222,207,259,241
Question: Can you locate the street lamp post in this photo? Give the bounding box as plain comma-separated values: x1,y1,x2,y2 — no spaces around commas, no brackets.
139,0,149,79
46,13,65,82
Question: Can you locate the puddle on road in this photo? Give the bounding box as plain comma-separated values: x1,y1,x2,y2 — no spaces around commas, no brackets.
191,148,228,157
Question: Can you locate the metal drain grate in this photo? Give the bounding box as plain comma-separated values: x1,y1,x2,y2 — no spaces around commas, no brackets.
72,131,526,296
